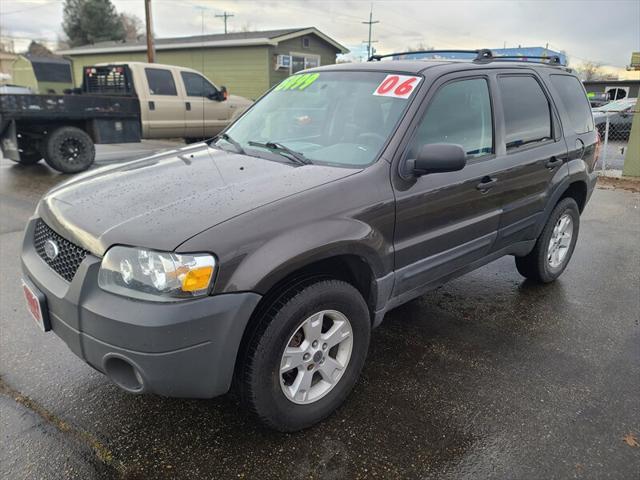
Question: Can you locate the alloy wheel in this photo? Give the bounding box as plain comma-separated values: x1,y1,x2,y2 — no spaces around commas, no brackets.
280,310,353,404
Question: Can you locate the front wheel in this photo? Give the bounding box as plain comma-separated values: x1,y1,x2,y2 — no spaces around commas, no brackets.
238,279,371,431
515,197,580,283
43,126,95,173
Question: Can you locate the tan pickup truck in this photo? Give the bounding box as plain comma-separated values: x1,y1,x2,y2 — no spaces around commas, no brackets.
0,62,252,173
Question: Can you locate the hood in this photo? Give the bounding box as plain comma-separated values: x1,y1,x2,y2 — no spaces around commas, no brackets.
38,144,357,256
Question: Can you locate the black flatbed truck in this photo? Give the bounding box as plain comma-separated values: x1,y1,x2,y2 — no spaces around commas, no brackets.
0,65,141,173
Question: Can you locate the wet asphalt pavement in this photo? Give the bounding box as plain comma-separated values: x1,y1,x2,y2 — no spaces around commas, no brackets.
1,146,639,479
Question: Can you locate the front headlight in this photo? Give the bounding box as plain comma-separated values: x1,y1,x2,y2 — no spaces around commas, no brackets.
98,246,216,301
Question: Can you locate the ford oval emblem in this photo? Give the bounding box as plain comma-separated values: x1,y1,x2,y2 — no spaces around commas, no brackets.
44,239,60,260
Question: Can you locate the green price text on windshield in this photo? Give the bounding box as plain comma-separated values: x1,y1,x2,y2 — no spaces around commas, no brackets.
274,73,320,92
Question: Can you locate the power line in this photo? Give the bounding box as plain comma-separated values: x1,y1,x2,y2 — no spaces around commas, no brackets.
0,2,58,16
215,11,234,34
362,4,379,59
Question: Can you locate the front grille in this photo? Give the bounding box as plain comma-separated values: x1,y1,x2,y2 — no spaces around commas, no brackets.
34,219,89,282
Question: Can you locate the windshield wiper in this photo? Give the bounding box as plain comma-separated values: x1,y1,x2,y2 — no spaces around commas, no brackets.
208,133,246,155
247,140,311,166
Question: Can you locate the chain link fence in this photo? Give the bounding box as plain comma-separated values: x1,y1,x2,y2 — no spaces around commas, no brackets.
595,106,637,173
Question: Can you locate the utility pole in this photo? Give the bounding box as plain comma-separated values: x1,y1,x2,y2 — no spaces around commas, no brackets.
215,11,234,34
144,0,155,63
362,4,379,60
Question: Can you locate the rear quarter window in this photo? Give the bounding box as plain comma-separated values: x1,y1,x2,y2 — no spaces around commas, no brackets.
549,75,594,134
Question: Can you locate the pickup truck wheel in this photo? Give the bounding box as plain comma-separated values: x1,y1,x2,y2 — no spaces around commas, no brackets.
238,279,370,432
515,197,580,283
43,127,95,173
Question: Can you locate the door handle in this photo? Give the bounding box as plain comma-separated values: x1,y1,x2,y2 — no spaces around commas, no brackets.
185,102,191,111
148,101,155,111
476,176,497,192
546,156,563,169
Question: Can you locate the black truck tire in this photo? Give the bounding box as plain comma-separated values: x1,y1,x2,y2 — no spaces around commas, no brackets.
238,279,371,432
43,126,95,173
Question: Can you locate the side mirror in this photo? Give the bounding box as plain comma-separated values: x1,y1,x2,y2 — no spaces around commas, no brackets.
408,143,467,177
208,86,228,101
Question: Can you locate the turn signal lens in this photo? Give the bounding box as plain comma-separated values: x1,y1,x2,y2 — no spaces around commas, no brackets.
181,266,214,292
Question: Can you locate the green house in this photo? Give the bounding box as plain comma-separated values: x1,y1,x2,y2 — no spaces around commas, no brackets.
57,27,349,100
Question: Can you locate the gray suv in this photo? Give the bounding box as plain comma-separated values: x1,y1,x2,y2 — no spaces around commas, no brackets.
21,50,599,431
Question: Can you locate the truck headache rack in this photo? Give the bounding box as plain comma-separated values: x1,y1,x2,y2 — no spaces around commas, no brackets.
368,49,562,65
83,65,135,95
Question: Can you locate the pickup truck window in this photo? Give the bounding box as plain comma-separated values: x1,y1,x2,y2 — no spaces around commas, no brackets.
407,78,493,159
499,75,551,149
181,71,217,97
145,68,177,96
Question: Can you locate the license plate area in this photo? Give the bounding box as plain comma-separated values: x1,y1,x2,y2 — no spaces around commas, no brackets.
22,279,51,332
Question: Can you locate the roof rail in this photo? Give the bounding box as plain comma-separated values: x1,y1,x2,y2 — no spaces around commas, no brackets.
495,55,561,65
368,49,488,62
368,48,563,65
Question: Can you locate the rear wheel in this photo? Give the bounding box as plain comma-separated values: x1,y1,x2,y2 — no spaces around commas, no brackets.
238,279,371,431
43,126,95,173
515,197,580,283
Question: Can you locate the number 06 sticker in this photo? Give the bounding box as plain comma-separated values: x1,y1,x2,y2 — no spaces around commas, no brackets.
373,74,422,99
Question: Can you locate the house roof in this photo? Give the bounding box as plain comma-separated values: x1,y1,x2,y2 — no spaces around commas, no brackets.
57,27,349,55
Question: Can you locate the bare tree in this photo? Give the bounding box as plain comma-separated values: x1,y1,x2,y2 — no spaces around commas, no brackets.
405,42,434,52
576,61,605,81
120,12,143,41
27,41,55,57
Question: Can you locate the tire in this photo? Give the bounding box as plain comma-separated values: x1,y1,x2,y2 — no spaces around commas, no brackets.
515,197,580,283
43,126,95,173
238,279,371,432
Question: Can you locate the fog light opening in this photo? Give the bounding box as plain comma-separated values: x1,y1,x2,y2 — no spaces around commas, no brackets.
104,356,144,393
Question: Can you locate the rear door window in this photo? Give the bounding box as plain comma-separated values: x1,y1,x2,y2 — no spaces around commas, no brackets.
549,75,594,134
407,78,493,159
499,76,552,150
145,68,177,96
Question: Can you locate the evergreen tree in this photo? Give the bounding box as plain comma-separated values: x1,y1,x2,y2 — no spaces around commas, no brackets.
62,0,125,47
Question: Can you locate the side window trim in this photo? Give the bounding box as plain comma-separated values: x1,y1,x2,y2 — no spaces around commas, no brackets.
401,74,496,164
496,72,560,153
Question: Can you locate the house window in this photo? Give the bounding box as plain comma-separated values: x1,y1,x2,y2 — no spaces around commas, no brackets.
290,53,320,74
302,37,311,49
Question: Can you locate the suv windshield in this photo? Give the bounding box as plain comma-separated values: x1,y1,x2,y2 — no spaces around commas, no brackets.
222,71,420,167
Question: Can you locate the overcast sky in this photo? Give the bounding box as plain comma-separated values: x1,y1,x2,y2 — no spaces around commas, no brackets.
1,0,639,76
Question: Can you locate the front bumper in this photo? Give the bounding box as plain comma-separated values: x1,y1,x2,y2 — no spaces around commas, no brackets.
21,218,261,398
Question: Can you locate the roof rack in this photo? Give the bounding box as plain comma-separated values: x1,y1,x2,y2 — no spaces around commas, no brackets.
368,48,562,65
